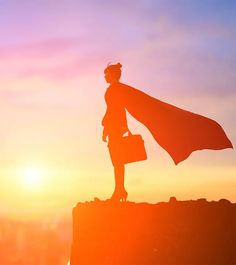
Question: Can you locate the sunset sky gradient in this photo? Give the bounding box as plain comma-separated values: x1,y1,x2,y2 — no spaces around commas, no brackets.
0,0,235,217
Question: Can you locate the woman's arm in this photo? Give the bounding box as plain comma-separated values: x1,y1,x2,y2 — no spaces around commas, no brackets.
102,87,128,140
102,127,108,142
101,106,110,142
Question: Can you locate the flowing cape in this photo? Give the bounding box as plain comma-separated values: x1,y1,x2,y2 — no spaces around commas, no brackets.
118,83,233,165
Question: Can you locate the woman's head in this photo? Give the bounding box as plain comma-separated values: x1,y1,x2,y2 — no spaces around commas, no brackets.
104,63,122,84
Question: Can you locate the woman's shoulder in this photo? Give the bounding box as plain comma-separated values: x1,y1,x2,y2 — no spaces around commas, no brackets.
106,83,121,95
105,83,125,102
108,82,127,92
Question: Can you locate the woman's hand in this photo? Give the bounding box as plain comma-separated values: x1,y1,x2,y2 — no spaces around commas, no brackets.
122,126,132,136
102,128,108,142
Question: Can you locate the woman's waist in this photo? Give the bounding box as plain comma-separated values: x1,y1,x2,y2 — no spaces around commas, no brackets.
107,126,127,136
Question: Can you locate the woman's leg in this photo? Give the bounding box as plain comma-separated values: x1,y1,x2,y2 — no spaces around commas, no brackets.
108,134,128,200
112,163,128,201
114,163,125,191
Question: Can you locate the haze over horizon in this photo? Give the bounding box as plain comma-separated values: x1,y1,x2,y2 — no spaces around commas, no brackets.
0,0,235,217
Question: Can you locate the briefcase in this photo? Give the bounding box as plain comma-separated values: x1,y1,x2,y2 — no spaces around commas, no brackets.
122,134,147,164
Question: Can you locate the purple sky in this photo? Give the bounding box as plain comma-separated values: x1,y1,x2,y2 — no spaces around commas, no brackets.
0,0,235,214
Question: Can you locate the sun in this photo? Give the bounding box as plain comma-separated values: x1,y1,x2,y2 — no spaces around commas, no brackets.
21,166,46,189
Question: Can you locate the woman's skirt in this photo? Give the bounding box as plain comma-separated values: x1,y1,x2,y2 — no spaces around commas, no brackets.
107,134,124,166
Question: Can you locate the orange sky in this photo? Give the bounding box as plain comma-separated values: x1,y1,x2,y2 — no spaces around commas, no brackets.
0,1,235,217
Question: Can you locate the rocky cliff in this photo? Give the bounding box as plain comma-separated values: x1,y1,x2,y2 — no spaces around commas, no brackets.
71,197,236,265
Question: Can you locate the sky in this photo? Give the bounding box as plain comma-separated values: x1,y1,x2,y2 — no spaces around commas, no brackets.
0,0,235,217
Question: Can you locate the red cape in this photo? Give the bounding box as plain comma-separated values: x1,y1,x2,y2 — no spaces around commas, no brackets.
118,83,233,165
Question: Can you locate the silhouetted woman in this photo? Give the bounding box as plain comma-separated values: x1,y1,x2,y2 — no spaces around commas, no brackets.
102,63,128,202
101,63,232,202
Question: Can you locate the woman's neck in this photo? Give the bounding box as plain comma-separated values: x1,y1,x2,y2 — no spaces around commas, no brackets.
109,80,120,85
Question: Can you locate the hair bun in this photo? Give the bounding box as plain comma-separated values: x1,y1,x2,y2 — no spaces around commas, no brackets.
117,62,122,68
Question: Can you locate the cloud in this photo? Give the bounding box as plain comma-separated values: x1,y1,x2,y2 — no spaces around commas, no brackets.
118,15,236,98
0,38,97,81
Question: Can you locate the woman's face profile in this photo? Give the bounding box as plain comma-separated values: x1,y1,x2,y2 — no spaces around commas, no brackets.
104,71,112,84
104,69,120,84
104,70,118,84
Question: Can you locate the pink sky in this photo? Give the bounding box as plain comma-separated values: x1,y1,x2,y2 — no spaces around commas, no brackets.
0,1,235,217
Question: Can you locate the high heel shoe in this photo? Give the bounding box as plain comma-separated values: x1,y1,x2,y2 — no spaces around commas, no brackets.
109,189,128,202
120,189,128,202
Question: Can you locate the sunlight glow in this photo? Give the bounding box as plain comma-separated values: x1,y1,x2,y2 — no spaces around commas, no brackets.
21,166,46,189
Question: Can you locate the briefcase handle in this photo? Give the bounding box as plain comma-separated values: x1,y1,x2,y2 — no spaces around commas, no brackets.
127,128,133,136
